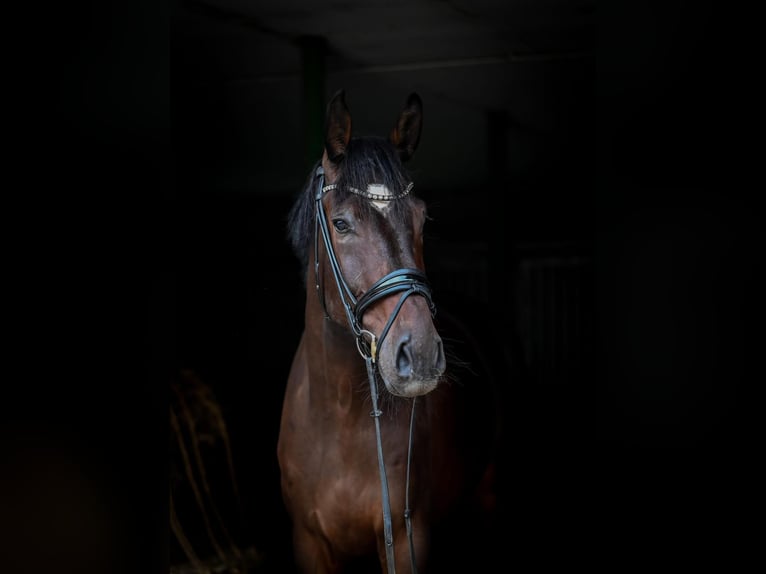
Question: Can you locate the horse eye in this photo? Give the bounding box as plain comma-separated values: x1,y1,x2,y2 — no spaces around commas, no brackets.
332,218,351,233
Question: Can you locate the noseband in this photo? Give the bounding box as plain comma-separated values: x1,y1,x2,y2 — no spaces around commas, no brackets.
313,164,435,574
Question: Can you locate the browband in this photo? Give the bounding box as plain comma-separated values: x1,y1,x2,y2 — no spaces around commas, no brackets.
321,181,414,201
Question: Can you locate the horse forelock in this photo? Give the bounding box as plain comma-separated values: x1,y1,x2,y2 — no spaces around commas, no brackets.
336,136,410,197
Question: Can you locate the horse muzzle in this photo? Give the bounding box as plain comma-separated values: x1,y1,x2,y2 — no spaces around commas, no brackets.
377,331,446,397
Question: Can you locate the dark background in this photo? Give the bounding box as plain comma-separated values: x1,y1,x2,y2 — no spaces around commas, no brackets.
169,0,761,570
4,1,761,573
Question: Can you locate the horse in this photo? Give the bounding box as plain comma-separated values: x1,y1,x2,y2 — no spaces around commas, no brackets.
277,89,502,573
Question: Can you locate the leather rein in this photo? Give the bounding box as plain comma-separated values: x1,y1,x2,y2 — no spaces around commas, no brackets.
313,165,435,574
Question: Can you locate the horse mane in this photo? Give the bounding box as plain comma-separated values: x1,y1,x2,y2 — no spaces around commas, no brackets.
286,136,416,286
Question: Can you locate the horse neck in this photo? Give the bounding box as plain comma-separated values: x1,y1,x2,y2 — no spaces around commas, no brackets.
302,287,372,418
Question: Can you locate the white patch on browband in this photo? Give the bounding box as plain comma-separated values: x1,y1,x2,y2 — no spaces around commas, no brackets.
368,184,393,213
367,184,391,197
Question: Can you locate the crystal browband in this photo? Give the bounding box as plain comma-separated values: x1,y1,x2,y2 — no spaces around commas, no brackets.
321,182,414,201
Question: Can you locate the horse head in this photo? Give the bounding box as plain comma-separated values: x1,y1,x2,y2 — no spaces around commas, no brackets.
313,89,446,397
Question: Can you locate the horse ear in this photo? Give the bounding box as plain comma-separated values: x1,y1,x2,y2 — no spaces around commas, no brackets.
324,89,352,163
390,93,423,162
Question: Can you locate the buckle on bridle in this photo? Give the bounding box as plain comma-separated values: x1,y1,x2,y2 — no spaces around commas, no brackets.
356,329,378,363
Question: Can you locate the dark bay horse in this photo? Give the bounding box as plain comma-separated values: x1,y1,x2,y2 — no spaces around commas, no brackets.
277,90,501,573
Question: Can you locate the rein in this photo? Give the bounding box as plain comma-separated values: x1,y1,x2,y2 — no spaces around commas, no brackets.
313,165,435,574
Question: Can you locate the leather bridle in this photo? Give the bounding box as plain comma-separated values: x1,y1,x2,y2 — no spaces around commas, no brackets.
313,165,435,362
313,164,435,574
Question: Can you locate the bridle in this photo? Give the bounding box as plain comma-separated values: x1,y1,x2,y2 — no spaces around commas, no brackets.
313,164,435,574
313,165,435,362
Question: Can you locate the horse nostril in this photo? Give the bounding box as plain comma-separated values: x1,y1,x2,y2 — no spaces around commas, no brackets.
396,336,413,378
434,337,446,373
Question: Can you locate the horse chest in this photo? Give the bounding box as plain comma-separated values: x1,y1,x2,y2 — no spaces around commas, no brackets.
316,472,380,529
287,432,401,548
